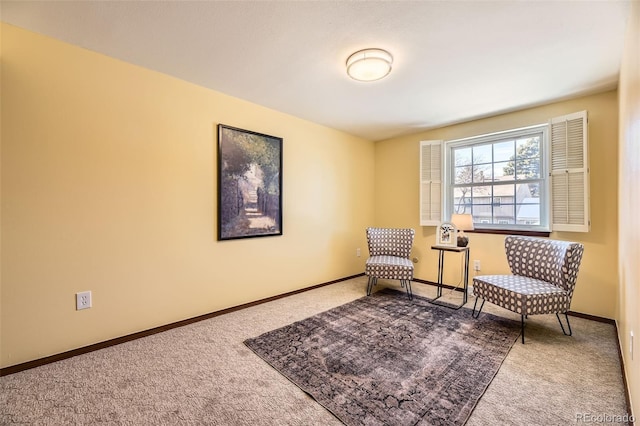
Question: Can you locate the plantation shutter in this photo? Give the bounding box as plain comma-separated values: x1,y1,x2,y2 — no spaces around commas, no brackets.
420,140,443,226
549,111,590,232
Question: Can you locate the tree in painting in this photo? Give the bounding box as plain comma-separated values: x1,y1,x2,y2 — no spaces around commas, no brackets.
218,126,282,240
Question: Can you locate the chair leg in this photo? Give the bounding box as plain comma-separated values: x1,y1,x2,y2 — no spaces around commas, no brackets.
403,280,413,300
366,276,376,296
471,297,485,319
556,312,573,336
521,315,525,344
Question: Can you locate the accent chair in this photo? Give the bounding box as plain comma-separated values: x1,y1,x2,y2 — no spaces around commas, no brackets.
365,227,415,299
472,235,584,343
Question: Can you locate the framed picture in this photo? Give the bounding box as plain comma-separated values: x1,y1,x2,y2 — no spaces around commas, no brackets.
436,222,457,247
217,124,283,241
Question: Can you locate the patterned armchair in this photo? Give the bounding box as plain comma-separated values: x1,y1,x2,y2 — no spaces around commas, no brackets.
472,236,584,343
365,227,415,299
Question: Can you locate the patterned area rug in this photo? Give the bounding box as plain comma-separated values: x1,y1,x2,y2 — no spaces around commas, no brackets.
244,288,521,426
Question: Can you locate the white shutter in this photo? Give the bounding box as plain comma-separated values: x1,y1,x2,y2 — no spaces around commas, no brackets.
420,140,443,226
550,111,590,232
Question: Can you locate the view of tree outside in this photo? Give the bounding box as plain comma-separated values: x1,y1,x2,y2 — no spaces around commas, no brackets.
503,137,541,194
218,126,282,240
451,135,542,225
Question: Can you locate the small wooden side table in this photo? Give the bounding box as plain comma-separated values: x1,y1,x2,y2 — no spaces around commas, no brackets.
430,245,470,309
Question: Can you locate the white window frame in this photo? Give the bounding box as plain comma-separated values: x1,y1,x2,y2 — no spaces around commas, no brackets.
419,111,589,233
443,124,551,232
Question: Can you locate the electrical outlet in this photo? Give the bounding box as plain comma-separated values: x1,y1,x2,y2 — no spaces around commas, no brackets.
631,331,634,360
473,260,481,271
76,291,92,310
356,248,361,257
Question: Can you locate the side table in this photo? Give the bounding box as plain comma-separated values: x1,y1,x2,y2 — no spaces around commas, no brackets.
430,245,470,309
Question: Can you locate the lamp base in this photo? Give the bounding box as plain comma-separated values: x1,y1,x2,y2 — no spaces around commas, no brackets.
457,235,469,247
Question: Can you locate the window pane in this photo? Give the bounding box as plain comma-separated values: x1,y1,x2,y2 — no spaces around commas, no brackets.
472,164,492,182
516,183,541,225
454,147,472,166
515,158,541,179
454,165,473,184
494,184,515,200
517,202,540,225
493,161,511,180
472,185,492,202
471,186,492,223
473,144,492,164
471,203,492,222
514,136,540,179
494,204,515,224
494,140,514,162
525,182,541,197
491,185,515,224
453,186,471,214
516,137,540,159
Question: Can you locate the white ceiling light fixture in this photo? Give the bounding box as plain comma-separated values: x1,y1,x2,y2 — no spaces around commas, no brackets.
346,48,393,82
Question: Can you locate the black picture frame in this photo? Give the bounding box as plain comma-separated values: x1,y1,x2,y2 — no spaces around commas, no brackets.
217,124,283,241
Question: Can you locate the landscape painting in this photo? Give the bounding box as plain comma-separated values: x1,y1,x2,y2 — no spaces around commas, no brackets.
217,124,283,240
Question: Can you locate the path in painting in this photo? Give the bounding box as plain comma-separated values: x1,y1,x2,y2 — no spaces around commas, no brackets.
243,188,276,231
224,166,275,237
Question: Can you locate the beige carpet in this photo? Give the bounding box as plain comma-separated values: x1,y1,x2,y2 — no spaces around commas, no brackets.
0,277,631,425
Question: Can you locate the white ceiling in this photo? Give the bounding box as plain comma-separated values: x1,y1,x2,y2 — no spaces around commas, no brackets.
1,1,631,141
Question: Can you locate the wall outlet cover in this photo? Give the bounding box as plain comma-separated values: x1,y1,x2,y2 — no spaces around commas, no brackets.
76,291,92,310
473,260,481,271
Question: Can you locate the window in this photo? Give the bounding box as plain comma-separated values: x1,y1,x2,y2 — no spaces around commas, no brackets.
447,125,548,231
420,111,589,233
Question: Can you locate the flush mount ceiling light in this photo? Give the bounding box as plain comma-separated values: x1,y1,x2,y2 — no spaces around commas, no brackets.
346,48,393,82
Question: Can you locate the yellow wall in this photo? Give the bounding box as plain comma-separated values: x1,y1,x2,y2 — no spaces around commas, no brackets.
618,0,639,417
0,24,375,368
375,91,619,319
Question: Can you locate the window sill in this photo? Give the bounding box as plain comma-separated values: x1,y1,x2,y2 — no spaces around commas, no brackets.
467,229,551,238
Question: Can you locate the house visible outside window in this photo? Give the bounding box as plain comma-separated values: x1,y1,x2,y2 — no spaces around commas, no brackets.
419,111,590,233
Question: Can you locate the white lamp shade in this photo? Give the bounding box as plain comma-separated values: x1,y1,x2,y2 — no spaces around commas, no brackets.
451,214,474,231
346,48,393,82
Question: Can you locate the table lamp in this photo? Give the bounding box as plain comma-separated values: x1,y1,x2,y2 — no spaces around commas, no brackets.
451,214,474,247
